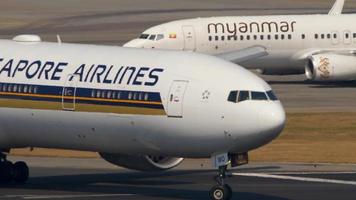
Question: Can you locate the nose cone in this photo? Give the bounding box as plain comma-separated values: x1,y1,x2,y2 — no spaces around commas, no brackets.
123,39,145,48
258,102,286,142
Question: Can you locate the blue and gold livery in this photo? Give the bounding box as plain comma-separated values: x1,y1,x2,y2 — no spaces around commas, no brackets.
0,82,166,115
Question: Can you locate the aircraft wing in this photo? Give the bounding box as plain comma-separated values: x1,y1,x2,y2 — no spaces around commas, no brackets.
329,0,344,15
216,45,268,64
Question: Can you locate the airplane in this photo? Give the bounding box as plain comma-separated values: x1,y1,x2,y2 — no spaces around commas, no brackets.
0,34,285,200
123,0,356,82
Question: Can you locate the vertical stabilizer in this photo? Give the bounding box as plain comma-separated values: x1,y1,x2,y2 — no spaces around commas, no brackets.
328,0,345,15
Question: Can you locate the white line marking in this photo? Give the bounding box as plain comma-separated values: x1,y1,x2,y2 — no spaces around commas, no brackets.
233,173,356,186
8,194,135,199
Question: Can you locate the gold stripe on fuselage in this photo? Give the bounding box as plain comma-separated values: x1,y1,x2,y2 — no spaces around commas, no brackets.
0,99,166,116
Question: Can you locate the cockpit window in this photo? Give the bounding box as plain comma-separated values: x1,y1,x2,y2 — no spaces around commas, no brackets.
251,92,268,100
149,35,156,40
267,90,278,101
227,91,238,103
156,34,164,41
238,91,250,102
139,34,149,39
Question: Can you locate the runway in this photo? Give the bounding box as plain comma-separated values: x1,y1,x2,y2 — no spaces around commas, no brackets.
1,156,356,200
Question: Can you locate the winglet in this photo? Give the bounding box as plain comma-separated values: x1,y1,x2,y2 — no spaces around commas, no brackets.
328,0,344,15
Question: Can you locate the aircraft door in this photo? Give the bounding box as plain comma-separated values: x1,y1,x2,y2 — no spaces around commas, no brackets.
167,80,189,118
182,25,196,51
62,74,79,111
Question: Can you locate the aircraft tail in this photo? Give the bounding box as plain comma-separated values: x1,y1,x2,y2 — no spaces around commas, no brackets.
328,0,344,15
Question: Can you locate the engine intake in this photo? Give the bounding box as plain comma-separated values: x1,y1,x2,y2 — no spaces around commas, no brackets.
99,153,184,171
305,54,356,81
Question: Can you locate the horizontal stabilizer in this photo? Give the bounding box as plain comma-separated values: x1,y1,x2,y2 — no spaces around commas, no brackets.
216,45,268,64
329,0,344,15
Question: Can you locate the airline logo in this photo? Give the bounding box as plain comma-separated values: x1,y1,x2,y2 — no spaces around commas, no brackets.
317,57,331,79
0,58,164,86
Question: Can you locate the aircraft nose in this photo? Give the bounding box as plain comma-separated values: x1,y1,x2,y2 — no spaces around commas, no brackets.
123,39,145,48
258,102,286,141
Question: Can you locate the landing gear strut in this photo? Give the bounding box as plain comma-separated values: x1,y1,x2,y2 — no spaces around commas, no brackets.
209,152,249,200
209,165,232,200
0,151,29,184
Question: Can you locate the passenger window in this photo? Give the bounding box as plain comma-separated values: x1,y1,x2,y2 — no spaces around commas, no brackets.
321,34,325,39
91,90,95,98
23,86,28,93
227,91,238,103
117,92,121,99
251,91,268,100
209,36,212,41
0,84,2,92
353,33,356,38
246,35,250,40
281,35,285,40
221,36,225,41
327,34,331,39
215,36,219,41
149,35,156,40
275,35,279,40
238,91,250,102
234,35,238,40
267,90,278,101
345,33,350,39
253,35,257,40
315,34,318,39
267,35,271,40
18,85,23,93
333,33,337,38
107,91,112,99
144,93,149,101
301,34,305,39
139,93,143,100
101,91,106,98
260,35,264,40
240,35,244,41
34,87,38,94
8,84,12,92
96,91,101,98
139,34,149,39
112,92,117,99
156,34,164,41
133,92,137,100
128,92,132,100
13,85,17,92
288,34,292,39
28,86,33,93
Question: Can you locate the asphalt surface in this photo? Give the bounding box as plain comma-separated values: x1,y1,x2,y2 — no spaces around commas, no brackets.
1,156,356,200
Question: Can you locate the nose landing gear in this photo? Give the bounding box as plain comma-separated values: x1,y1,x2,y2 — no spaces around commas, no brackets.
209,152,249,200
210,165,232,200
0,152,29,184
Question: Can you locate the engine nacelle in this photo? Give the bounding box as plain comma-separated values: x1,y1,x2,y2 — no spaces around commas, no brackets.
99,153,184,171
305,54,356,81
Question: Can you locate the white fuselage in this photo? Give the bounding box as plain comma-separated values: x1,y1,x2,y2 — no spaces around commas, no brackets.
0,39,285,158
124,14,356,74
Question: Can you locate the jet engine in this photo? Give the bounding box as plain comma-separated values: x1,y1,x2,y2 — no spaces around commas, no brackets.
305,54,356,81
99,153,184,171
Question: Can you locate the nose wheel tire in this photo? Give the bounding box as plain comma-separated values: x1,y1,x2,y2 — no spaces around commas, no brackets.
210,184,232,200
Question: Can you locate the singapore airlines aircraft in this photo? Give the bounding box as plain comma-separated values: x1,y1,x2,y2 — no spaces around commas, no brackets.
0,35,285,200
124,0,356,82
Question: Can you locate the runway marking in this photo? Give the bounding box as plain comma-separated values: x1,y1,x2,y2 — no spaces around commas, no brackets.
4,194,135,199
233,173,356,186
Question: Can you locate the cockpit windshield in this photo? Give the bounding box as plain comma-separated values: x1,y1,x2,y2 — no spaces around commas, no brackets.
139,33,164,41
139,34,149,39
227,90,278,103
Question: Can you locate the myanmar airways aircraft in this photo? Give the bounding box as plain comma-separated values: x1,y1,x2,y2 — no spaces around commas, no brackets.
0,35,285,200
124,0,356,82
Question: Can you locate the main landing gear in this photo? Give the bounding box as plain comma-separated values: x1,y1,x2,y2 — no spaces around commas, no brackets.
209,152,249,200
0,151,29,184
